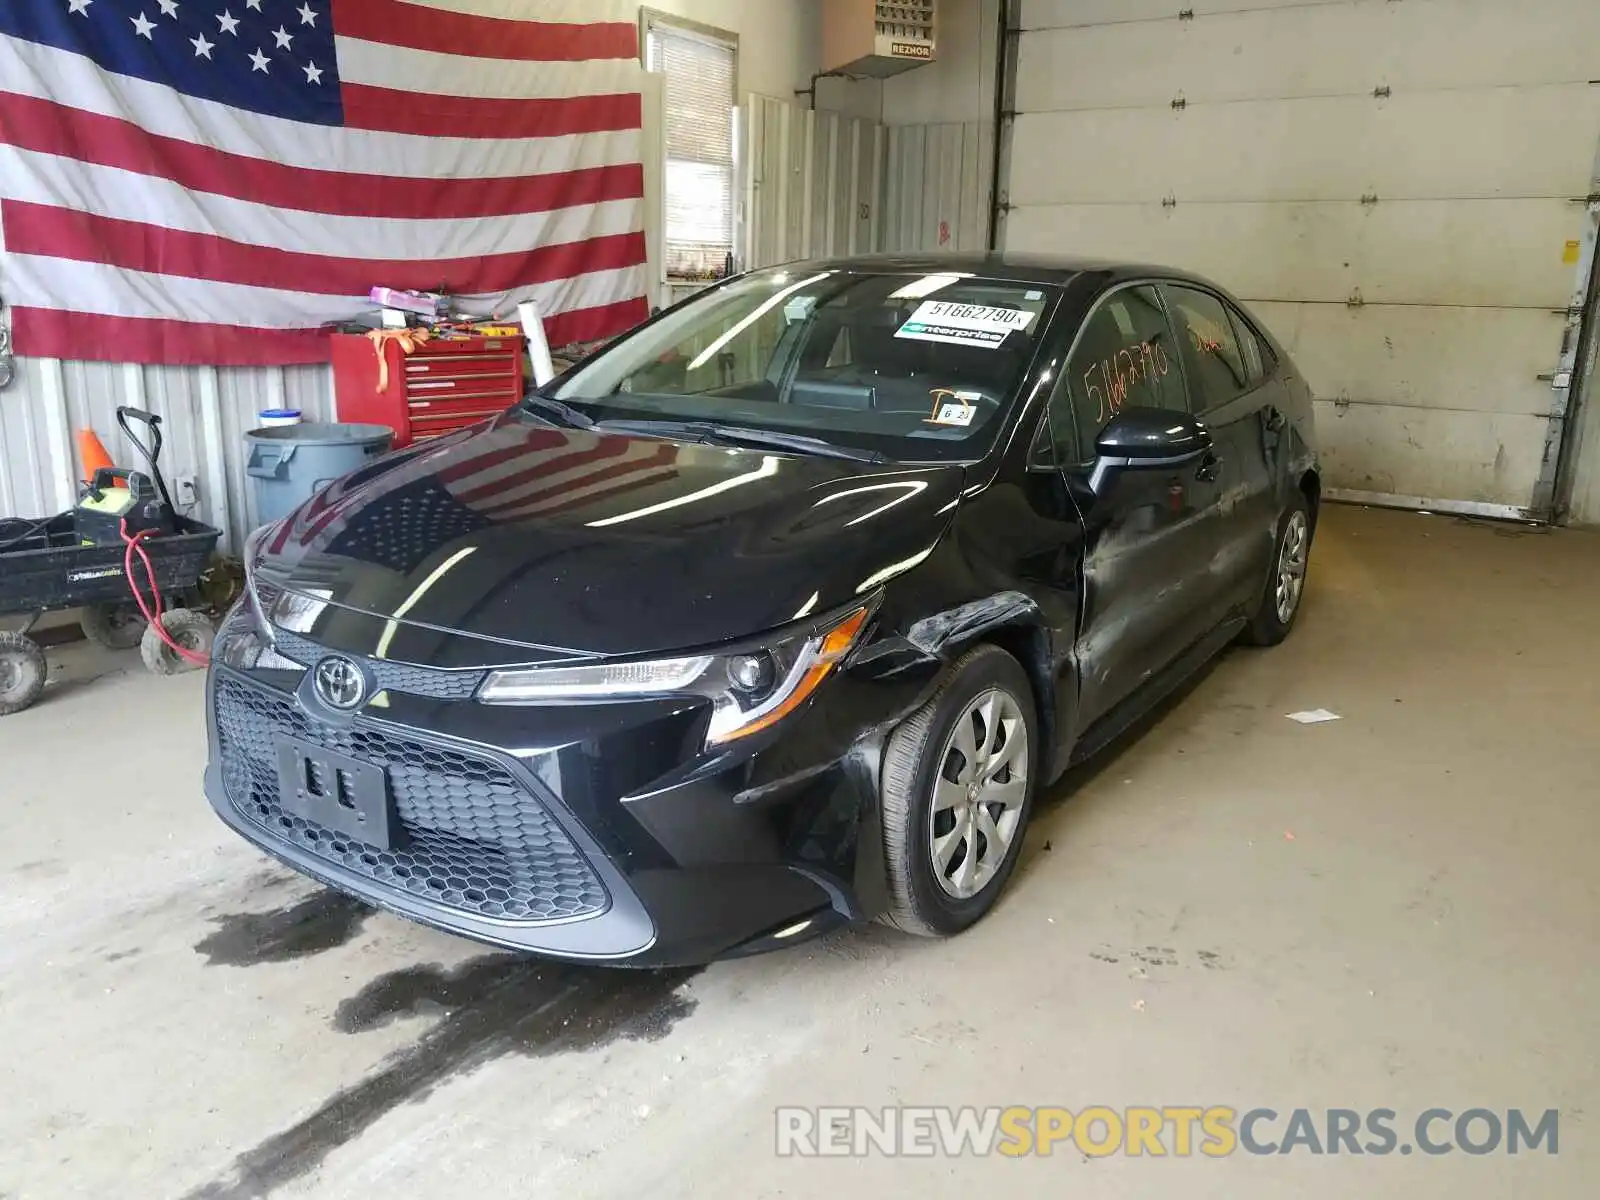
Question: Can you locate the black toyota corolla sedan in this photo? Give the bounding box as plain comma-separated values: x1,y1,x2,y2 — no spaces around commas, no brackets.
207,254,1318,965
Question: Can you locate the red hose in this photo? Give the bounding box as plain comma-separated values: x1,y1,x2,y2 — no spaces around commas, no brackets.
122,518,210,667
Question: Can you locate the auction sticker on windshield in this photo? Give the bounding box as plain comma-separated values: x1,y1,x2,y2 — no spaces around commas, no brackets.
896,301,1034,349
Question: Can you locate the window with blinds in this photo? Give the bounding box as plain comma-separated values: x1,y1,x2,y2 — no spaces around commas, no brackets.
645,19,736,281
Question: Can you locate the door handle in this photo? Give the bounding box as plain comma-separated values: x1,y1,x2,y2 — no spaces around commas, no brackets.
1195,451,1222,483
1264,406,1287,432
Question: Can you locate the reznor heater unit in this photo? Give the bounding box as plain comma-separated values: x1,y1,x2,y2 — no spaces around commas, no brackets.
823,0,938,79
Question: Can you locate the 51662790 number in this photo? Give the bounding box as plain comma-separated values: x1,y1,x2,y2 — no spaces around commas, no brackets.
1084,339,1171,424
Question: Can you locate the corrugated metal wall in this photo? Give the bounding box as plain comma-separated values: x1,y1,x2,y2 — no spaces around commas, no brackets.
0,357,334,551
882,121,993,253
742,93,994,267
743,94,886,269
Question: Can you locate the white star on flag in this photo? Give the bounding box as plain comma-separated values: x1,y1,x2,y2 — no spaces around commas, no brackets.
297,3,317,27
131,11,155,37
245,0,262,8
191,31,213,57
217,9,239,34
303,60,323,84
156,0,178,16
272,25,292,49
66,0,93,14
248,46,271,71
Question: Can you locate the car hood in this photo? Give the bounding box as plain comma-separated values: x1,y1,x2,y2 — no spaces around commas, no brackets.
255,415,964,658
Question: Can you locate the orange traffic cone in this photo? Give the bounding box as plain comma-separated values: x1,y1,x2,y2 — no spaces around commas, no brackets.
77,428,117,485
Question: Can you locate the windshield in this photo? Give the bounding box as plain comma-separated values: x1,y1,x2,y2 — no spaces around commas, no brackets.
546,269,1059,461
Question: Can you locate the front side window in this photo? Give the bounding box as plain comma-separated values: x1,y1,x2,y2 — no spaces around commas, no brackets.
1052,285,1185,463
550,270,1058,462
1166,285,1251,411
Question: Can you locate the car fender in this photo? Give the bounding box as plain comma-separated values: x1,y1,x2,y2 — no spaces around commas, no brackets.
849,589,1061,777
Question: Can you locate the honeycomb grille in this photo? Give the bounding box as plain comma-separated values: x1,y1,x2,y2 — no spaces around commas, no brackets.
213,673,608,923
270,628,487,701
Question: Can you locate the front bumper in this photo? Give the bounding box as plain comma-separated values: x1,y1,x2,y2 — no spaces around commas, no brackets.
204,627,911,965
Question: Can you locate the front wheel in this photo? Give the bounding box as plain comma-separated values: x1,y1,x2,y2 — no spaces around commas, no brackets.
878,644,1039,937
1241,494,1312,646
0,632,48,716
141,609,215,676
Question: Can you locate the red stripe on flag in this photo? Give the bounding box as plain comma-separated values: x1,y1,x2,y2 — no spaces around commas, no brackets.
8,299,647,366
10,309,330,365
0,93,643,218
332,0,639,62
4,202,647,297
542,296,649,348
340,84,642,140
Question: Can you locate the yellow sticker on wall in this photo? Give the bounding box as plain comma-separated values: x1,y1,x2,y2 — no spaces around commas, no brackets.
1563,239,1581,264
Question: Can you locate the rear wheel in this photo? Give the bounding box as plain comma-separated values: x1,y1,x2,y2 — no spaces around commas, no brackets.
0,632,48,716
1242,493,1312,646
879,644,1038,937
80,602,149,651
141,609,215,676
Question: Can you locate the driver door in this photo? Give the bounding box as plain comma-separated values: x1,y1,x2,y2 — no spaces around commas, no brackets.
1047,284,1226,729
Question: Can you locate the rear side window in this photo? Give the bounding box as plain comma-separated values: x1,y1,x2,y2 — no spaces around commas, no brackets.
1166,285,1251,411
1053,285,1186,462
1228,305,1273,385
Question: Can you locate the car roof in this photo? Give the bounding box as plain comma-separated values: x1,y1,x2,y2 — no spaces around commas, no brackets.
786,251,1224,291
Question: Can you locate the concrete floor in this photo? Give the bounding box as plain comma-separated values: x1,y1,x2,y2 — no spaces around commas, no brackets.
2,504,1596,1199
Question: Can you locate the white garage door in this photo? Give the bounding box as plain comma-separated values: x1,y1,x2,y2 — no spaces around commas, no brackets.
1006,0,1600,516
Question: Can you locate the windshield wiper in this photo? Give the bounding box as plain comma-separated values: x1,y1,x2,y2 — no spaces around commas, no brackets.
519,393,595,429
595,418,888,463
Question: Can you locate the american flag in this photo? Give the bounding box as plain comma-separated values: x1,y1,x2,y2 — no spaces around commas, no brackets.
0,0,650,366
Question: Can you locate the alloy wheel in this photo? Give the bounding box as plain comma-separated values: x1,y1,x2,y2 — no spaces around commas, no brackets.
1275,510,1309,624
928,688,1029,900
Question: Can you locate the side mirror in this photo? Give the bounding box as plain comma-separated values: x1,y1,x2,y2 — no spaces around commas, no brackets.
1095,407,1211,466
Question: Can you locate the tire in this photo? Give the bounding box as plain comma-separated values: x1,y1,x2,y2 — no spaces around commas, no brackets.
1241,492,1312,647
140,608,215,676
878,644,1040,937
0,632,48,716
80,602,149,651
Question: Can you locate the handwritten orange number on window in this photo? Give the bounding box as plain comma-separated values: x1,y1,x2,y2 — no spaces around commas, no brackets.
1084,339,1169,425
1084,366,1107,424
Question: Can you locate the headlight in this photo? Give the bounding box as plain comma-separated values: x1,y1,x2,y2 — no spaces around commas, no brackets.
240,522,278,619
218,521,302,669
477,603,873,745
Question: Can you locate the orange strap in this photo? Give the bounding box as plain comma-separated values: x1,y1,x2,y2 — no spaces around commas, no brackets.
366,328,431,392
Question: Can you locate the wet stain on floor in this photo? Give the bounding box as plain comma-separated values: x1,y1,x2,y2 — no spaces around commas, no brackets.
193,889,374,966
184,954,701,1200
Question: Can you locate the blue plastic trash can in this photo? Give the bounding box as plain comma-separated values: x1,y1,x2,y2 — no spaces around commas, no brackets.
245,422,393,528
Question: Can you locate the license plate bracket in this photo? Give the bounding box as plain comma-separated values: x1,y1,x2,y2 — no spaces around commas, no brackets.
274,737,402,851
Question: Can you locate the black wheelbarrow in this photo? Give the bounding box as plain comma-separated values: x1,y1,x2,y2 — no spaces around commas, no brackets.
0,407,222,715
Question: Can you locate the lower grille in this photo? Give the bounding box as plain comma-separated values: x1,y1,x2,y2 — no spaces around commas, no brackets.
213,673,608,923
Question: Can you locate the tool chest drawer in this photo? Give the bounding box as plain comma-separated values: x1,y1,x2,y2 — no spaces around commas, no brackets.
331,332,526,449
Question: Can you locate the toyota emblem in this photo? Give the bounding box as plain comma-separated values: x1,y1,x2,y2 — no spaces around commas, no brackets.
313,656,366,710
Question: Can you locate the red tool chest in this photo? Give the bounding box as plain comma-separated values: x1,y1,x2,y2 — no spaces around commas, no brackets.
330,332,526,448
